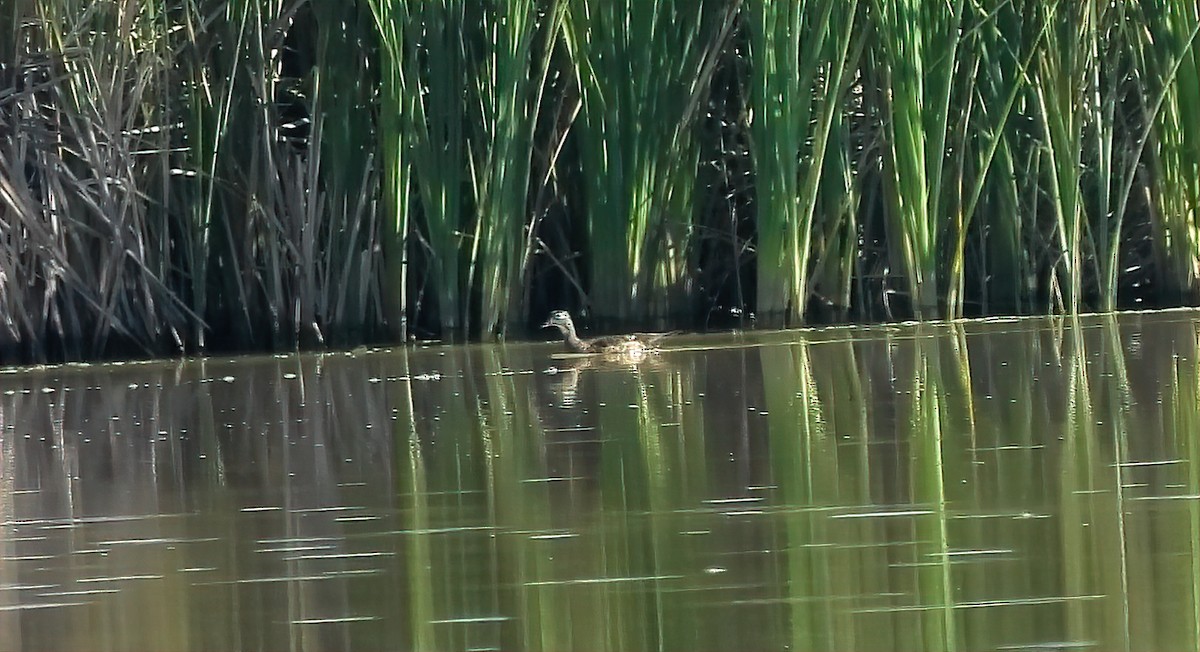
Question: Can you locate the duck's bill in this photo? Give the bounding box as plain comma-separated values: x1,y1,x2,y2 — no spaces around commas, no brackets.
540,320,553,328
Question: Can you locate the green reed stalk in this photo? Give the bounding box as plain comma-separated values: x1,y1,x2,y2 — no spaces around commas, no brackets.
1089,5,1135,312
870,0,966,318
563,0,730,324
309,0,379,343
808,99,861,318
367,0,415,340
211,0,272,344
1145,0,1200,304
403,0,470,334
179,0,298,347
177,0,226,348
746,0,859,324
469,0,564,337
980,129,1034,314
181,0,390,350
871,0,1034,320
1102,5,1200,314
1030,1,1112,313
945,1,1040,317
1033,5,1080,313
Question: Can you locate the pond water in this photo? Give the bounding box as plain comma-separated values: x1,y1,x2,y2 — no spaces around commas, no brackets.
2,311,1199,651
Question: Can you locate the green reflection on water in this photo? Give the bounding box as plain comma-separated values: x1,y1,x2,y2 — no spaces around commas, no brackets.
3,312,1200,651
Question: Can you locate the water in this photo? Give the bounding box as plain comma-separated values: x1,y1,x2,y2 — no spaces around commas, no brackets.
1,310,1199,651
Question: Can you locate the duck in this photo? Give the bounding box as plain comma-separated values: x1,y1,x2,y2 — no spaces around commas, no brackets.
540,310,669,355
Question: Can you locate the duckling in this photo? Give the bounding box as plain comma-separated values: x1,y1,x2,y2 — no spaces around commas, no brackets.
540,310,669,355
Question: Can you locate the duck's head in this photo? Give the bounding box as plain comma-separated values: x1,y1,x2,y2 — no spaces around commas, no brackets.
541,310,574,333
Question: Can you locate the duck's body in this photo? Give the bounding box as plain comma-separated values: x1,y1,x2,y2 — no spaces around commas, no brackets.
541,310,667,355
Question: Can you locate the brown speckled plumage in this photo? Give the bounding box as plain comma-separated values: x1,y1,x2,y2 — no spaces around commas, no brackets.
541,310,668,354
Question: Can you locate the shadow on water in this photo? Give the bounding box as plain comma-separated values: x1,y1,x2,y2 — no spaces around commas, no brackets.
3,311,1200,650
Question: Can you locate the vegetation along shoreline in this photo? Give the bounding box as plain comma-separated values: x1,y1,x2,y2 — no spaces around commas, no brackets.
2,1,1198,363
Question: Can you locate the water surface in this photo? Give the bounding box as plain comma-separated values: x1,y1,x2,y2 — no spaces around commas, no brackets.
2,311,1199,651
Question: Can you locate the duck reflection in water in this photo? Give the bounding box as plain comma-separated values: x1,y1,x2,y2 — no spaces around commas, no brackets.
542,353,671,408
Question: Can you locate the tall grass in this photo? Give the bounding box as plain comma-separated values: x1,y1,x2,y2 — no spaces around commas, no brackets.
745,0,860,324
945,1,1039,317
367,0,415,339
1,0,188,359
309,0,381,344
7,0,1200,360
563,0,731,324
469,0,564,337
868,0,965,317
1144,0,1200,305
402,0,470,334
370,0,562,338
967,1,1040,316
1031,1,1103,314
182,0,292,346
807,95,861,319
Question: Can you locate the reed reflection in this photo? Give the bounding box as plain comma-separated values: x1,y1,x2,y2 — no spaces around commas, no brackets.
0,313,1199,650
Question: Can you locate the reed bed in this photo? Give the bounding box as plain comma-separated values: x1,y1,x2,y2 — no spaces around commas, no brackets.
563,0,732,325
745,0,860,323
1144,0,1200,305
4,0,1200,361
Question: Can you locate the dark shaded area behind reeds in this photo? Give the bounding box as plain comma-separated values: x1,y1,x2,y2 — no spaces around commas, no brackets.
3,0,1200,361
